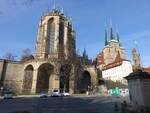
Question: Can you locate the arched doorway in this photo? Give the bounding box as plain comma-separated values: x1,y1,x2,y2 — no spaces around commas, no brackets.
60,64,71,93
22,65,34,93
78,71,91,93
36,63,54,93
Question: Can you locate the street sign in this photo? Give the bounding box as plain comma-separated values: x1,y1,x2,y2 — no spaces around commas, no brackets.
109,89,120,95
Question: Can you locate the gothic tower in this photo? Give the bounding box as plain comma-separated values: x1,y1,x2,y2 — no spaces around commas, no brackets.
102,27,125,65
35,9,76,59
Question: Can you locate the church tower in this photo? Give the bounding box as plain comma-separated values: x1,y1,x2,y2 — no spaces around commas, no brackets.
35,9,76,59
102,27,125,65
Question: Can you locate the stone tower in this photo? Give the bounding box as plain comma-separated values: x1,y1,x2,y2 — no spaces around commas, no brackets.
0,8,98,94
132,48,141,69
35,9,76,59
102,27,125,65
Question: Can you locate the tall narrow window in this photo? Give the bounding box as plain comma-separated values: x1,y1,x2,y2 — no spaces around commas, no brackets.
48,18,55,53
59,22,64,44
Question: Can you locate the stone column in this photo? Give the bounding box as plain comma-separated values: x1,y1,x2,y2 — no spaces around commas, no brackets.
69,79,75,94
48,73,60,93
69,66,75,94
31,69,38,94
64,23,68,59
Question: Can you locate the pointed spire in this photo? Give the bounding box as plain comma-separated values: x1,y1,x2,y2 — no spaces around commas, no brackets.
105,29,108,46
116,24,119,42
117,32,120,42
53,0,56,10
61,7,64,14
109,19,115,40
82,48,88,60
110,26,115,40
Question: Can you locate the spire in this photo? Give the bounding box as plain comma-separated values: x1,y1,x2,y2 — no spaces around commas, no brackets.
110,26,115,40
109,20,115,40
53,0,56,10
105,29,108,46
116,24,119,42
82,48,88,60
61,7,64,14
117,32,120,42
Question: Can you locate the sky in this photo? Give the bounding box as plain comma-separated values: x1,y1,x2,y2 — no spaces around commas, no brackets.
0,0,150,67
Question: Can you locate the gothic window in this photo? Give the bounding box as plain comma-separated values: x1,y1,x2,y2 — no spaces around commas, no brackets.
48,18,55,53
59,22,64,45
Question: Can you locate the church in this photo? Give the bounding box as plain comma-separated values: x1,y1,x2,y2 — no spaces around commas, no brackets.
96,26,133,84
0,9,99,94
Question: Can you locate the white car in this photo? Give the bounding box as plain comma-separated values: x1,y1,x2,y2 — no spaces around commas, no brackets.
4,91,13,99
40,92,48,98
51,89,59,97
61,92,70,96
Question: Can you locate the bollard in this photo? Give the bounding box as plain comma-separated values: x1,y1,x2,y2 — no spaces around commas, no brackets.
114,102,119,111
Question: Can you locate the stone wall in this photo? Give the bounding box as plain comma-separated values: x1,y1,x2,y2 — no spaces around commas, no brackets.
0,60,4,84
3,61,24,93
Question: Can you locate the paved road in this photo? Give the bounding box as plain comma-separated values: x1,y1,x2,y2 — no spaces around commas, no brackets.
0,96,128,113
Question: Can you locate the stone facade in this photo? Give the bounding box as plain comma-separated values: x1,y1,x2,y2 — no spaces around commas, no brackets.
102,60,133,84
95,27,132,85
103,40,125,66
96,28,126,68
0,9,98,94
125,70,150,108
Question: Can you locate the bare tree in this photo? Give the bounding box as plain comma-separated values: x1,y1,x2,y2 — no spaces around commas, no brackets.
3,53,17,61
60,65,71,92
21,48,32,59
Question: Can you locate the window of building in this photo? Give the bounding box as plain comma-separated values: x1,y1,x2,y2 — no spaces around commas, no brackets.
48,18,55,53
59,22,64,45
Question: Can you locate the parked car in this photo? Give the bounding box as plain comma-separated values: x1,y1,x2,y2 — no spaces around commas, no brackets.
3,91,13,99
61,92,70,96
40,92,48,98
51,89,60,97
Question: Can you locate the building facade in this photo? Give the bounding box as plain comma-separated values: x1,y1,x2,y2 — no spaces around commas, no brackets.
0,9,98,94
96,27,133,84
102,60,133,84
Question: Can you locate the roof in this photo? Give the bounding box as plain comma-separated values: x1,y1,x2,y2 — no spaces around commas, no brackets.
124,69,150,80
102,60,123,70
108,39,118,43
142,68,150,73
96,52,105,66
103,45,112,49
102,52,127,70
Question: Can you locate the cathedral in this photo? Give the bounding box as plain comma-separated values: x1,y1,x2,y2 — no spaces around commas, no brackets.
0,9,98,94
96,27,133,84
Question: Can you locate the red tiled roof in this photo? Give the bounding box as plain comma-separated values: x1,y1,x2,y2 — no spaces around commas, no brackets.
102,52,124,71
102,60,123,70
96,52,105,66
142,68,150,73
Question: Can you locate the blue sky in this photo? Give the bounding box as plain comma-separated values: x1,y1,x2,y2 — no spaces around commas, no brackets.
0,0,150,67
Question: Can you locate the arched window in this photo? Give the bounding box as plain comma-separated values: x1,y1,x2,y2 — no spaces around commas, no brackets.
22,65,34,93
59,22,64,45
48,18,55,53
